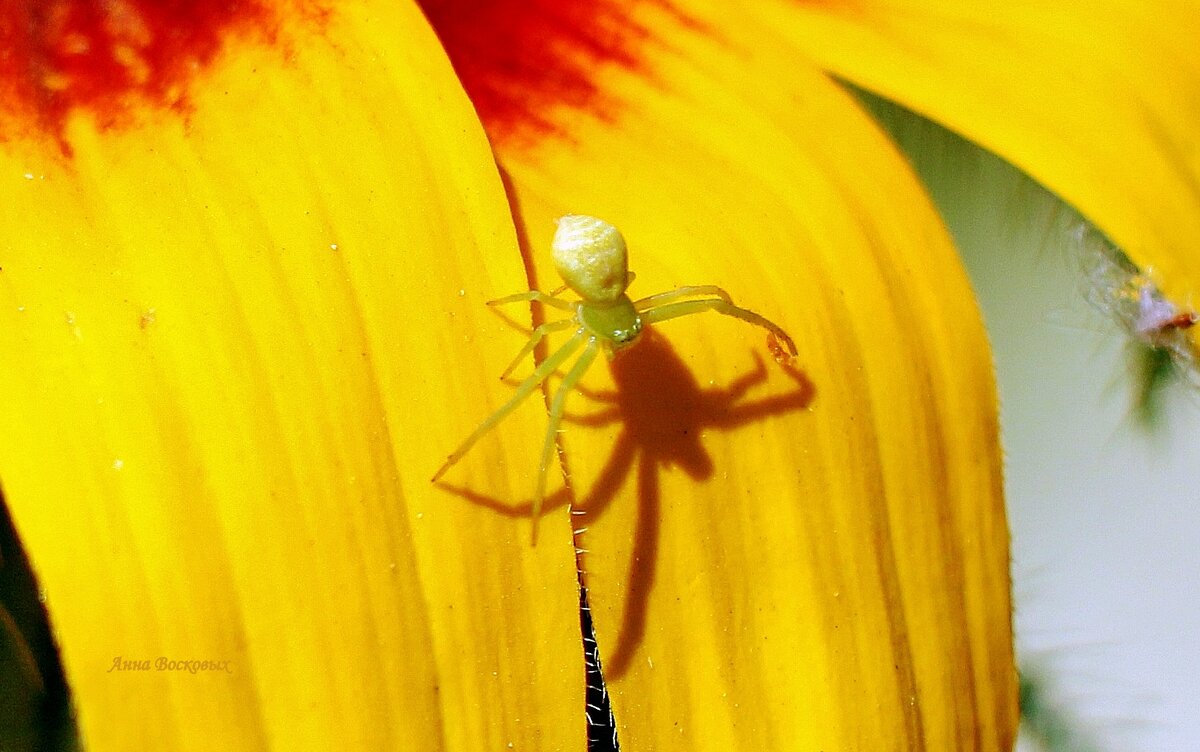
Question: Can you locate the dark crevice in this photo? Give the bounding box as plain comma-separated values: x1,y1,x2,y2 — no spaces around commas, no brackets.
0,490,80,752
579,570,618,752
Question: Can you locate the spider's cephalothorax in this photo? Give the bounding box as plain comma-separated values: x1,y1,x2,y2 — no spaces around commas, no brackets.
433,215,797,544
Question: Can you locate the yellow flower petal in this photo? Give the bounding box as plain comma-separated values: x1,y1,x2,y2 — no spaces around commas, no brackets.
425,2,1016,748
767,0,1200,301
0,1,581,749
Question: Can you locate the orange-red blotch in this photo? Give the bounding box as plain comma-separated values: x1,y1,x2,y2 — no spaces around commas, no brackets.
0,0,276,147
417,0,679,144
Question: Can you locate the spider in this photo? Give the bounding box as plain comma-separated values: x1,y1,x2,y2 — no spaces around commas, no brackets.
432,215,798,543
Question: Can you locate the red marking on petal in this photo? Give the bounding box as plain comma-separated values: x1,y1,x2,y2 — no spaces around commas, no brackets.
0,0,281,152
418,0,676,144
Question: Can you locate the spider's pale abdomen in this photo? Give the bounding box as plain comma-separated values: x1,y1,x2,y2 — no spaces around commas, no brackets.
552,215,629,304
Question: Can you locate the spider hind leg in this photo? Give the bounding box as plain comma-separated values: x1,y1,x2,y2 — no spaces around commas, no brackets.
488,289,576,311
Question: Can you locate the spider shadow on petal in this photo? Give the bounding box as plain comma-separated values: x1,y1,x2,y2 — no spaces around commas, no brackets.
441,327,816,679
572,328,815,678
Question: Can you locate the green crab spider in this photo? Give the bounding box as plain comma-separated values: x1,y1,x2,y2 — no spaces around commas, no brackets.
432,215,798,544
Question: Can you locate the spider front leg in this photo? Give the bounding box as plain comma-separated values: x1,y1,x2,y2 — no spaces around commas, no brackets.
432,330,586,483
531,338,600,544
633,285,733,311
497,318,578,379
641,297,798,356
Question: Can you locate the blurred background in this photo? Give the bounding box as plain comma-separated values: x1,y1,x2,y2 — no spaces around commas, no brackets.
865,92,1200,752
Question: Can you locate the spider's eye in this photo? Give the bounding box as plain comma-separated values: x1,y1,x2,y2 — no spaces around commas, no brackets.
615,317,643,344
